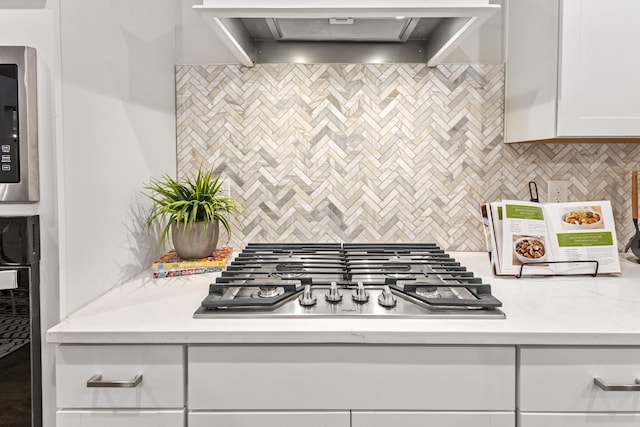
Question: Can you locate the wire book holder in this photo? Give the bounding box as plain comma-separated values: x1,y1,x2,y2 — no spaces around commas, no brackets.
515,260,599,278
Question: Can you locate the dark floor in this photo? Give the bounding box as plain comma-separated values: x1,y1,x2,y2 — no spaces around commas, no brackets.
0,343,31,426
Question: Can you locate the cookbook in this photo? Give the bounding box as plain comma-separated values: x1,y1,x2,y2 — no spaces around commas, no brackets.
481,200,620,276
151,247,233,278
152,246,233,271
153,266,222,279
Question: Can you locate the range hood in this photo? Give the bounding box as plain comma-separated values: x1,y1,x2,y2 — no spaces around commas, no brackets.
194,0,500,67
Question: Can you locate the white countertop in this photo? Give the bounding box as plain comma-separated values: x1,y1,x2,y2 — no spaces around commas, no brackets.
47,253,640,346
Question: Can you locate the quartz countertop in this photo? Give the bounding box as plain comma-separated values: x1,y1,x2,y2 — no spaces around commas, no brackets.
46,253,640,346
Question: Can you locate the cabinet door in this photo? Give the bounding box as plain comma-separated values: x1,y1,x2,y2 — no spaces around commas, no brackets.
557,0,640,136
189,411,350,427
57,409,185,427
520,347,640,412
352,411,514,427
520,413,640,427
504,0,560,142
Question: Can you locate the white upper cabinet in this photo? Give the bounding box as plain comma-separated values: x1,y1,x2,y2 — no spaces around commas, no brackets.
505,0,640,142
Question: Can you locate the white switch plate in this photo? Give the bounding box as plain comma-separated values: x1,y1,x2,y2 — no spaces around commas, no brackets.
548,180,569,203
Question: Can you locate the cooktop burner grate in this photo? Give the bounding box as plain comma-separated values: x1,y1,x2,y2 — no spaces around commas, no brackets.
194,243,504,319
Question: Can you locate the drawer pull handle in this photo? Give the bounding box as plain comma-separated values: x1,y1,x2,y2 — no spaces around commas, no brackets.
593,377,640,391
86,374,143,388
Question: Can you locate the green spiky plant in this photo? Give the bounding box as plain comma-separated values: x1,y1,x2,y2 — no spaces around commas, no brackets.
144,170,240,246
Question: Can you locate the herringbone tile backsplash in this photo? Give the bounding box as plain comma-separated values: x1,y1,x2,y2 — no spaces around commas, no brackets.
176,63,640,252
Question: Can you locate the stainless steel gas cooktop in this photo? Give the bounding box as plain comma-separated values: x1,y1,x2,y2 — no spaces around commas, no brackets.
193,243,505,319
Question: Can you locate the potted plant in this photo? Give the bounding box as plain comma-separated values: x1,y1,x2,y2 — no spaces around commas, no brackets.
144,169,239,259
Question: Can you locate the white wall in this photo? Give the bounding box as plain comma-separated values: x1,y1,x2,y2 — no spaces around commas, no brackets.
444,0,504,63
59,0,178,315
0,1,62,425
177,0,241,64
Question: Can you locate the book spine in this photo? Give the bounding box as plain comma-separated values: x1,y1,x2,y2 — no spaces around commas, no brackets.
153,260,226,270
153,266,221,278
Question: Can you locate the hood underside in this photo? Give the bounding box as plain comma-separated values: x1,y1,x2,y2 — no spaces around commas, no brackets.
242,17,440,42
194,1,500,66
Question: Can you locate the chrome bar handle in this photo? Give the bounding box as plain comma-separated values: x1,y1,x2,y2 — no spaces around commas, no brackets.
593,377,640,391
86,374,143,388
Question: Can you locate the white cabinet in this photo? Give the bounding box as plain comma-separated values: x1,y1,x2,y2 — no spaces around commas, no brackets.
505,0,640,142
55,345,185,427
188,344,515,411
557,0,640,136
54,343,515,427
189,411,350,427
56,410,185,427
520,413,640,427
188,344,515,426
352,411,514,427
519,347,640,426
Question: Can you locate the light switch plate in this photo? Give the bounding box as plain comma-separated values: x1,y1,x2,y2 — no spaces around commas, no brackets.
548,180,569,203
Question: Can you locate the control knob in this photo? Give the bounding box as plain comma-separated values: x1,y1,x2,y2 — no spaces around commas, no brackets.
378,285,397,308
298,285,317,307
325,281,343,303
352,282,370,303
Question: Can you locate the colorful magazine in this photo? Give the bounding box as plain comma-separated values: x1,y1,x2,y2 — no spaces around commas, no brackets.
152,246,233,271
153,266,222,278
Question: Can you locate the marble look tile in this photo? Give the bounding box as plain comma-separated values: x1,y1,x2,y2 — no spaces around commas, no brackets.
176,64,640,251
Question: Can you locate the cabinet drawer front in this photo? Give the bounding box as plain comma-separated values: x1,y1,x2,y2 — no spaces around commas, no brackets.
188,345,515,410
520,347,640,412
520,413,640,427
189,411,350,427
352,411,514,427
57,409,185,427
56,345,184,408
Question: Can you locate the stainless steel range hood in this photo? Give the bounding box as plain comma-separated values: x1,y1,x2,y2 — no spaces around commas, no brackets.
194,0,500,66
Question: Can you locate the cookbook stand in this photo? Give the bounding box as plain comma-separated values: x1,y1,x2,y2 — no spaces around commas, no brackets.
515,260,599,278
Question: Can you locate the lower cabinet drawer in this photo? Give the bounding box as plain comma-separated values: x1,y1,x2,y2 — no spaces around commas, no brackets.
189,411,350,427
520,347,640,412
56,345,184,408
57,409,185,427
520,413,640,427
352,411,515,427
188,345,515,410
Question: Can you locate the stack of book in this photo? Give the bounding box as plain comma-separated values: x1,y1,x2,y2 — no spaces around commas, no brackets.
152,247,233,278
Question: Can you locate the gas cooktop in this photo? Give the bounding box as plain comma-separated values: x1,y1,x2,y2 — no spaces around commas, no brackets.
193,243,505,319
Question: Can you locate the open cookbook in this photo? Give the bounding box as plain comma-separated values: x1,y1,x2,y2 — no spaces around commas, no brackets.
480,200,621,276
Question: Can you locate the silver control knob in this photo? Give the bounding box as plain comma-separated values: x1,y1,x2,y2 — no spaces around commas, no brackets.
352,281,370,303
378,285,397,308
325,281,343,303
298,285,317,307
